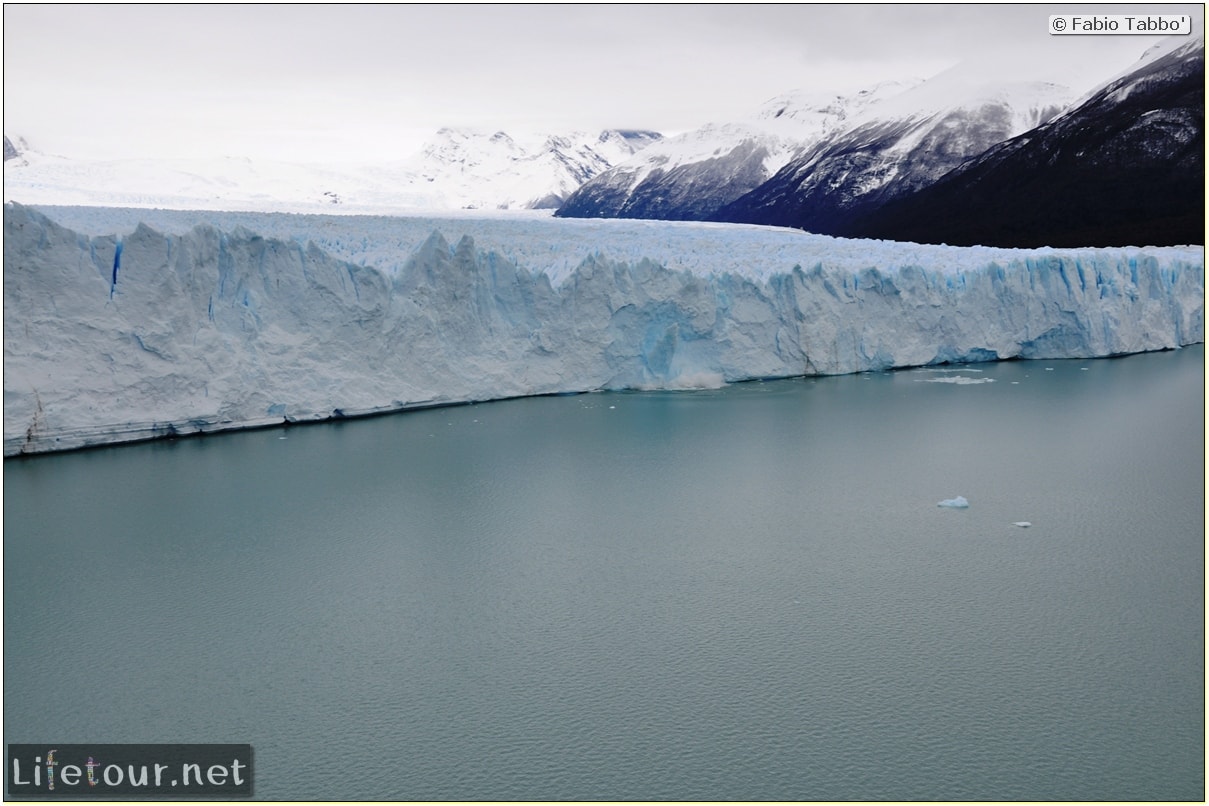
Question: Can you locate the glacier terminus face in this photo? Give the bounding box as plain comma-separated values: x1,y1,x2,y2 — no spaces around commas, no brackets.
3,203,1204,456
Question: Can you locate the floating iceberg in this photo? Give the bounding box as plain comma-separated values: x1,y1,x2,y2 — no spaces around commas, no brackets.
3,203,1203,455
1012,521,1032,528
938,497,971,508
918,376,997,385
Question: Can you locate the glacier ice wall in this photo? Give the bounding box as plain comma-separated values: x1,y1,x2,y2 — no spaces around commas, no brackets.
4,202,1203,455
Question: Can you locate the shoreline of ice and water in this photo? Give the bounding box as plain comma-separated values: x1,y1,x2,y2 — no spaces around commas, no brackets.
5,203,1203,456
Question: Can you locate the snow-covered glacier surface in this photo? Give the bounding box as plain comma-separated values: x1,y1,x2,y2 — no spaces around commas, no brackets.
4,203,1203,456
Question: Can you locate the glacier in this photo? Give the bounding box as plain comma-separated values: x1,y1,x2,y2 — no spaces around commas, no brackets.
3,202,1203,456
2,127,661,214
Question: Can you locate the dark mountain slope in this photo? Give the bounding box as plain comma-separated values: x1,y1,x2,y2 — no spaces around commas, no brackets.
846,39,1204,248
555,84,916,221
557,138,776,220
710,78,1070,234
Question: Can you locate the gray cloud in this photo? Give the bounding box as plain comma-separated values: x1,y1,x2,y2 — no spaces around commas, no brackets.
3,3,1202,162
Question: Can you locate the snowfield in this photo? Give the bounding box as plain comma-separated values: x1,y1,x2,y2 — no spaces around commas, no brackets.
2,127,661,213
4,203,1204,455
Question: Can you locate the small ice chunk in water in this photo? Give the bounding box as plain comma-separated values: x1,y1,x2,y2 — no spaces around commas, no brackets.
918,376,996,384
938,496,970,508
1012,521,1032,528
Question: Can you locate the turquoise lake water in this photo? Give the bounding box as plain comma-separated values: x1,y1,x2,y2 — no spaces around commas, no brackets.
4,346,1204,800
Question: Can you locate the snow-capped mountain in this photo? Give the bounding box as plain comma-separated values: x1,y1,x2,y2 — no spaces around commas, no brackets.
1,128,661,213
846,35,1205,248
712,72,1072,232
4,135,20,162
394,127,662,209
555,39,1205,249
555,82,913,220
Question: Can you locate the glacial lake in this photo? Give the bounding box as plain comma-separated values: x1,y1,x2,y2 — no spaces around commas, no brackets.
4,346,1204,801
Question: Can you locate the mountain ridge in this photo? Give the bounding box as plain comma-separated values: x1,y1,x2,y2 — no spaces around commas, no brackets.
6,35,1201,248
842,35,1205,247
554,82,916,221
556,34,1203,249
711,76,1073,232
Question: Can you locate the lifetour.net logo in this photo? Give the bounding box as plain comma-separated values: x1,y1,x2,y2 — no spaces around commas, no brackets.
7,744,252,797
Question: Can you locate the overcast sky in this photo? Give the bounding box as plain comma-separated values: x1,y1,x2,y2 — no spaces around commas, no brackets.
3,3,1204,163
